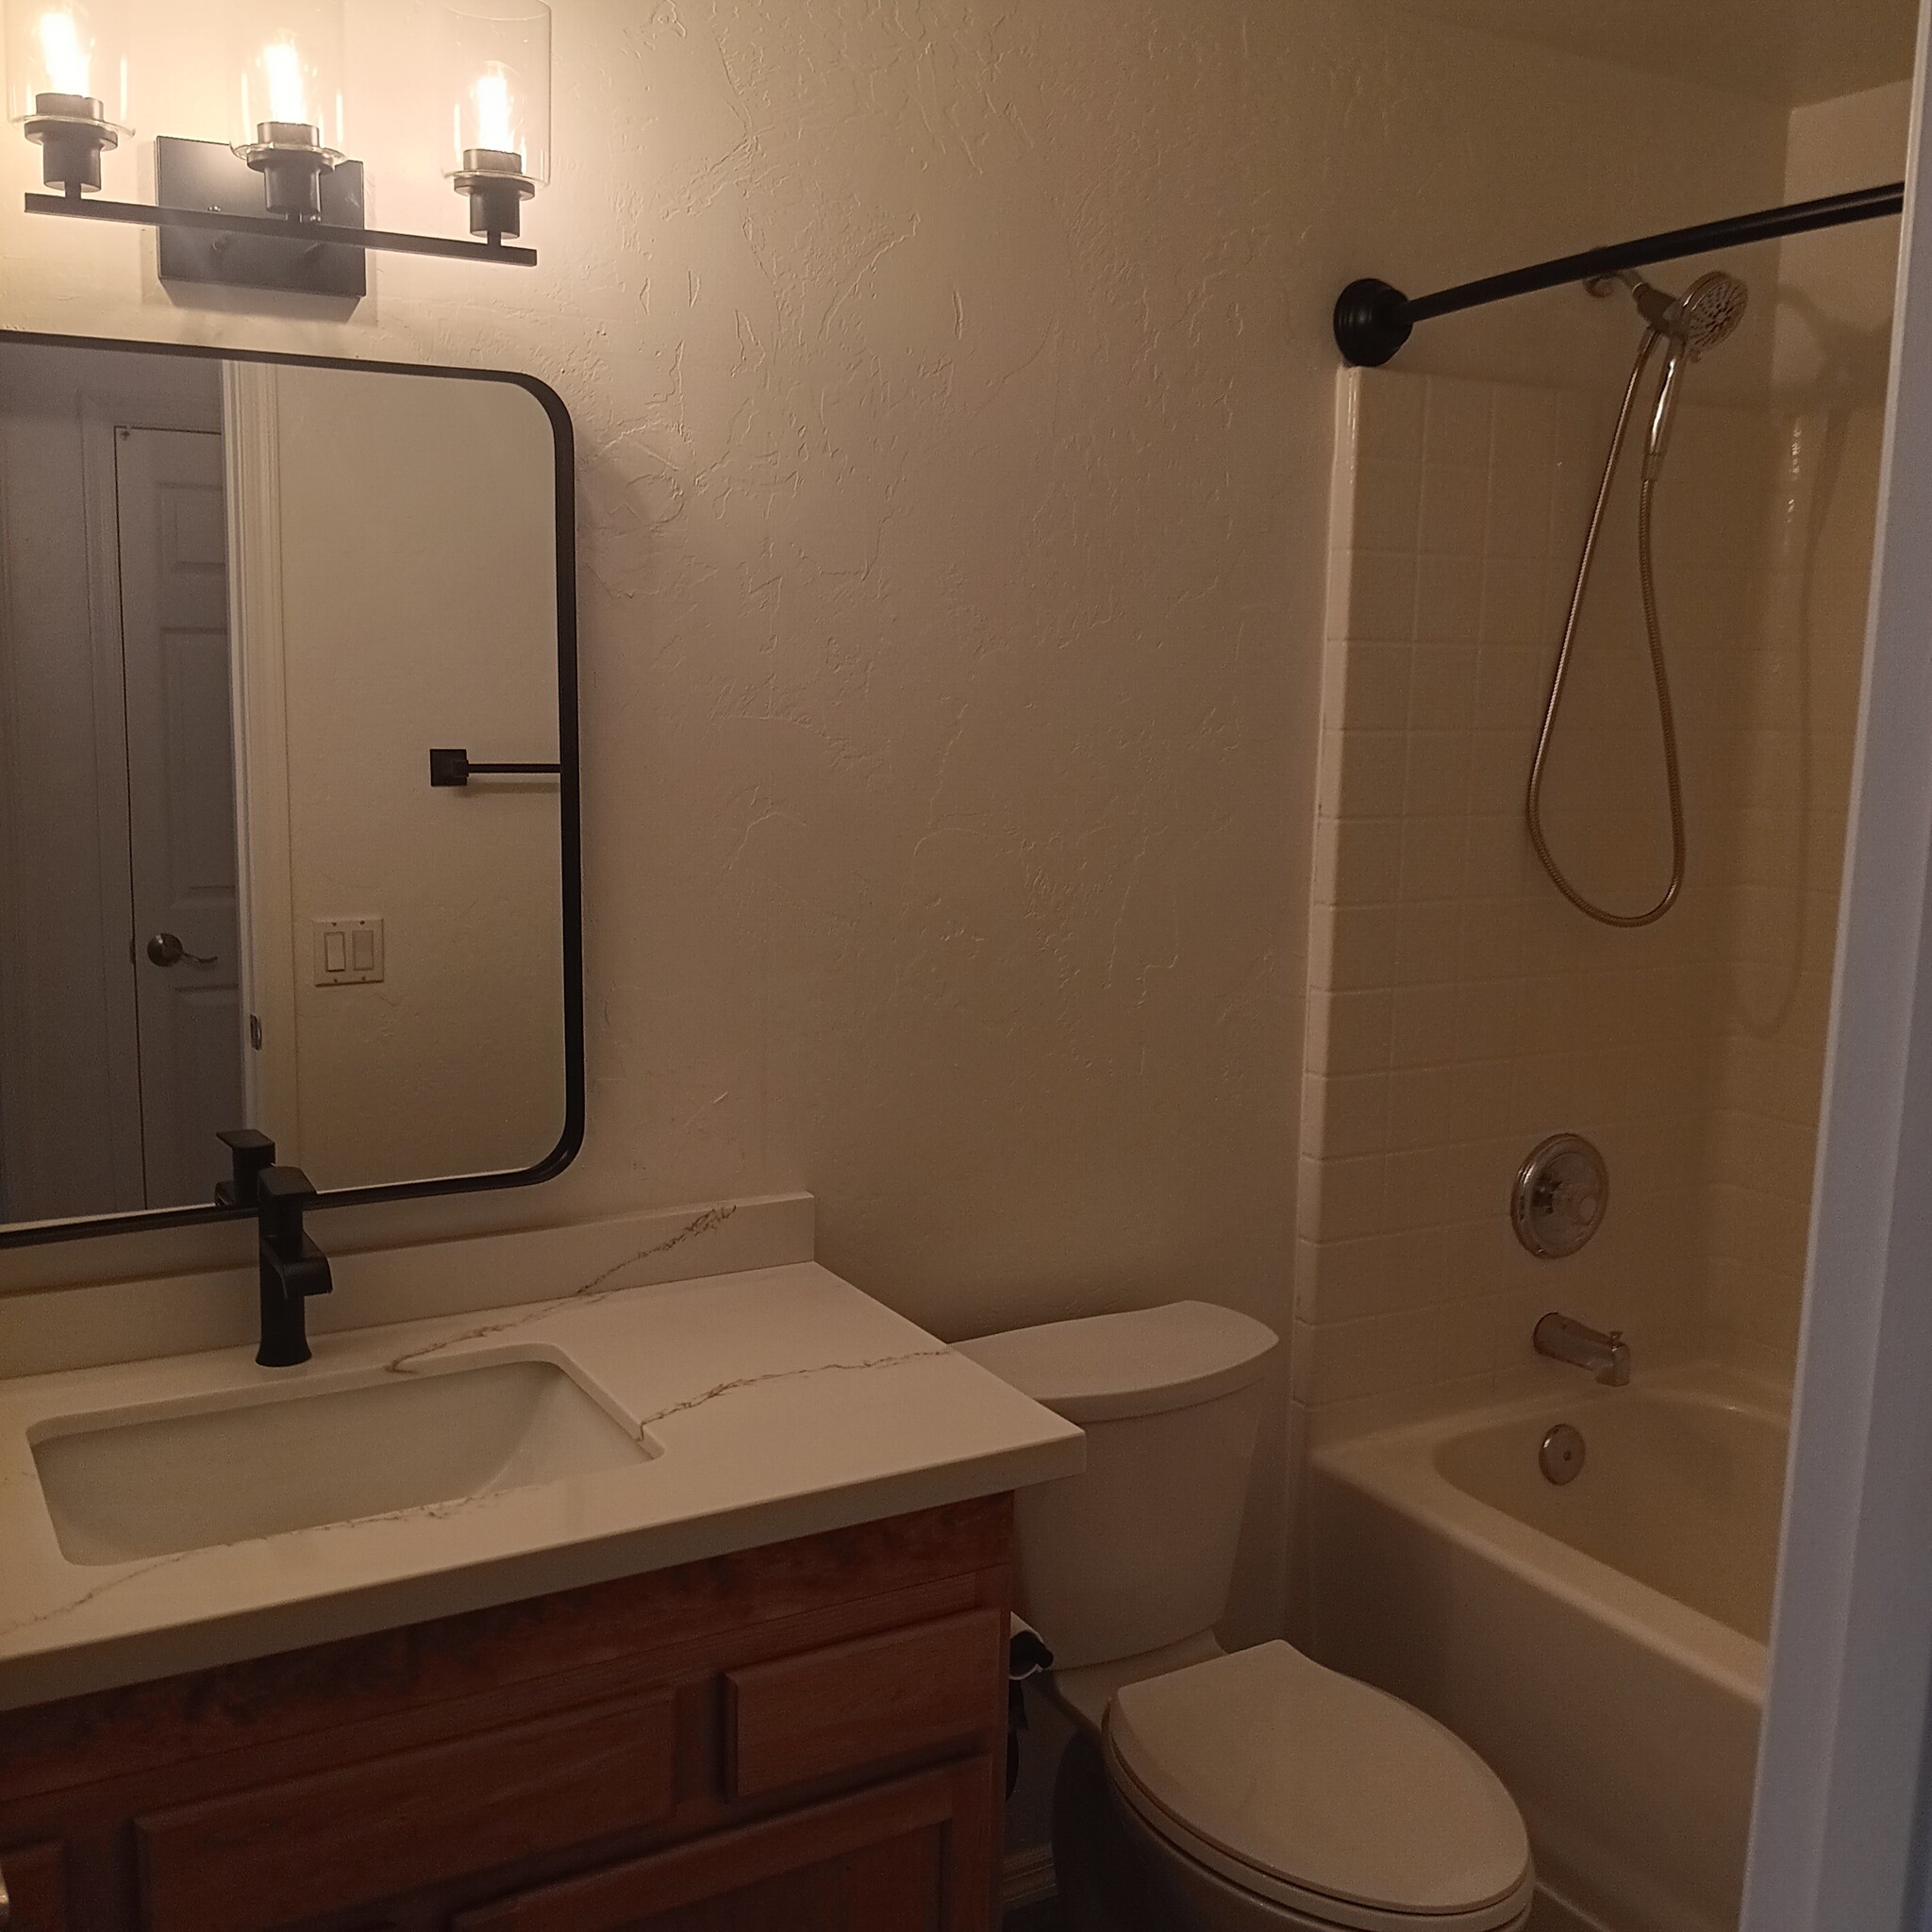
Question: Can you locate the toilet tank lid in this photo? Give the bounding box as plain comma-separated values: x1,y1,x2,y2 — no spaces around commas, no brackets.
955,1302,1278,1423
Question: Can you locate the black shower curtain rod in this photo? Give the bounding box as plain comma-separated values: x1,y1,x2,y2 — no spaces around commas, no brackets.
1333,180,1905,367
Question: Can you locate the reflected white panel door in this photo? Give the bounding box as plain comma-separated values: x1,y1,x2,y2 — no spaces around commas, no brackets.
114,426,243,1208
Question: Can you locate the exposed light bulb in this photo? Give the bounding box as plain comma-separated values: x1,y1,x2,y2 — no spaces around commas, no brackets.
261,40,309,125
473,66,515,155
38,10,90,96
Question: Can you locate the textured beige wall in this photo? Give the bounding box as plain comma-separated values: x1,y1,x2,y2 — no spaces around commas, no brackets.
0,0,1896,1871
0,0,1319,1340
0,0,1793,1350
0,0,1840,1679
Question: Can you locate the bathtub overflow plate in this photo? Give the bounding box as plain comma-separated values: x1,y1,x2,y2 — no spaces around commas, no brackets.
1541,1423,1587,1486
1512,1134,1608,1258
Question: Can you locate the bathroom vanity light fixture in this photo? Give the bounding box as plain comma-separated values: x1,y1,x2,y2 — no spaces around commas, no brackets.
9,0,552,298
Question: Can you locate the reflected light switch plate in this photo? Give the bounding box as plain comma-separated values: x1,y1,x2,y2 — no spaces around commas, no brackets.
313,917,385,987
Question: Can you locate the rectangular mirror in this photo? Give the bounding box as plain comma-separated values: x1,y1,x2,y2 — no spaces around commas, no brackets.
0,332,581,1245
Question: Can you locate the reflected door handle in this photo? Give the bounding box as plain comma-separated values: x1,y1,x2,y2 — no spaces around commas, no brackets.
147,932,218,969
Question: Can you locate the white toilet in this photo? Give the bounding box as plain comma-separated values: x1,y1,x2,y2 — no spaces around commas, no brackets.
958,1303,1534,1932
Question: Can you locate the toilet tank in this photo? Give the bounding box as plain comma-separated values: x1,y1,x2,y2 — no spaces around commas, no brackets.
956,1303,1277,1671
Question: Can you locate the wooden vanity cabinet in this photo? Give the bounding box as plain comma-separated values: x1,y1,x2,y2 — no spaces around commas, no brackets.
0,1497,1012,1932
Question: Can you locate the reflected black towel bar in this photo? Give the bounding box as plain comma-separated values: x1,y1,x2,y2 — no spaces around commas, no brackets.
1334,180,1905,367
429,747,562,789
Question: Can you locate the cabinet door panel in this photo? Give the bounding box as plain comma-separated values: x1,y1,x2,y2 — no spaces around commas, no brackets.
725,1609,1004,1798
137,1690,675,1932
0,1841,70,1932
453,1758,995,1932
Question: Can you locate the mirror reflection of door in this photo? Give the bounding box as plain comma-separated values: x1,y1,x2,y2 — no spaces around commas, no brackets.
0,348,243,1224
0,337,571,1237
114,425,243,1209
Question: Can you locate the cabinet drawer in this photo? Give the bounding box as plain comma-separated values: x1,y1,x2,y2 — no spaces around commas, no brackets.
136,1690,675,1932
725,1608,1004,1799
453,1759,995,1932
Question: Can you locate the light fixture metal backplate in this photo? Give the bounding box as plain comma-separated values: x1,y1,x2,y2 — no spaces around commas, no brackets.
155,137,367,299
1512,1133,1609,1259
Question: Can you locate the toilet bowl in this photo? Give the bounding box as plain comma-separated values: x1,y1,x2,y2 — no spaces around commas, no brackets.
957,1304,1533,1932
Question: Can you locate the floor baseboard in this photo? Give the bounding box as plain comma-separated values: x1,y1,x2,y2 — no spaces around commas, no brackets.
1001,1850,1619,1932
1004,1899,1067,1932
1529,1883,1622,1932
1004,1843,1058,1911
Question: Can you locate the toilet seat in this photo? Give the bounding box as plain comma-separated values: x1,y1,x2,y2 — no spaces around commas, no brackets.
1104,1643,1533,1932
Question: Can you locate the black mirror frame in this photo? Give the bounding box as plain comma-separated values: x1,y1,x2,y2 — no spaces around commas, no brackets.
0,328,585,1249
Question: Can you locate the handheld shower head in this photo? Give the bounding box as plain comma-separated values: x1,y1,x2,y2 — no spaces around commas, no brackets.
1601,268,1750,357
1602,270,1750,480
1669,271,1749,357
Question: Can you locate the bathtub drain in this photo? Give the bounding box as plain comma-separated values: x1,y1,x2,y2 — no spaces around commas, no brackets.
1541,1423,1587,1485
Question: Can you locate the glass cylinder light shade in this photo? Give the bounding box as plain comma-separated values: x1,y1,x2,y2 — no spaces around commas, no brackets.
7,0,131,192
6,0,131,193
5,0,131,128
229,0,346,158
441,0,551,237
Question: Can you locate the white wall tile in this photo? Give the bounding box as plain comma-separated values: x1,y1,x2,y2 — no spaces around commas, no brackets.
1300,366,1875,1424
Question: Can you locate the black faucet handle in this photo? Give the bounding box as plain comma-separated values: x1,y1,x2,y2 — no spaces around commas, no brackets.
258,1165,320,1257
258,1163,316,1204
215,1128,276,1208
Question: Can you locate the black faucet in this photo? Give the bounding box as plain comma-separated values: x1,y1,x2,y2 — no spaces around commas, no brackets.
256,1166,332,1368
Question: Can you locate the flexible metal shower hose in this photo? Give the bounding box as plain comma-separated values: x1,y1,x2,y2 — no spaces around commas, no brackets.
1525,329,1688,928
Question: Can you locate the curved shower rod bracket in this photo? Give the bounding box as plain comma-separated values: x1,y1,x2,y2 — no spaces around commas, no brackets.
1333,181,1904,368
1335,278,1415,367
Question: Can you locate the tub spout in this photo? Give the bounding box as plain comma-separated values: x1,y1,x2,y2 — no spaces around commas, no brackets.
1534,1312,1631,1388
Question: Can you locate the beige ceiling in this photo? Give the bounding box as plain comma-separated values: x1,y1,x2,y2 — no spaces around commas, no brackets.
1380,0,1920,107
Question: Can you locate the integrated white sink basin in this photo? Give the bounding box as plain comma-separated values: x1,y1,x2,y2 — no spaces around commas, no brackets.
31,1359,657,1565
0,1248,1090,1715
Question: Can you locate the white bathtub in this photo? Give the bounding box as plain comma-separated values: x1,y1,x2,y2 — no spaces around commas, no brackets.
1308,1372,1786,1932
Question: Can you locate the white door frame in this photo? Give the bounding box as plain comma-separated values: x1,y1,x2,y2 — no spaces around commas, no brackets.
1744,8,1932,1926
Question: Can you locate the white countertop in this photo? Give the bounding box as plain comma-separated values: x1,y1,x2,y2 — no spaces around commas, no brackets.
0,1259,1083,1711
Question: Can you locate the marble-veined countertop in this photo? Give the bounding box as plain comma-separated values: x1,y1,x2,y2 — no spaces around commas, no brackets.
0,1259,1081,1710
